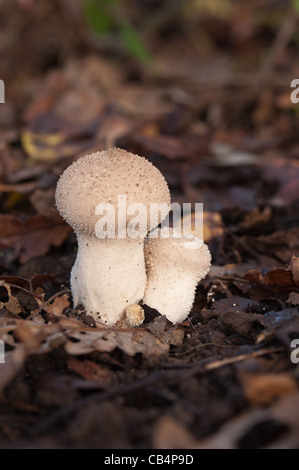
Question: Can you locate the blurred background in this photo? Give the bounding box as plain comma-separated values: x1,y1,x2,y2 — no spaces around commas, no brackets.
0,0,299,274
1,0,299,450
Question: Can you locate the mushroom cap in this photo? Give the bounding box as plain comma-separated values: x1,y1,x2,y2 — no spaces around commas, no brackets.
145,227,211,278
55,148,171,237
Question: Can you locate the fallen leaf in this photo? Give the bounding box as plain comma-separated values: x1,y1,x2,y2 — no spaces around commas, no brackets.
263,158,299,206
287,292,299,305
46,294,70,317
195,393,299,449
219,310,263,336
244,262,299,291
21,110,98,163
203,211,224,242
29,188,57,216
146,316,185,346
0,282,24,315
65,327,169,357
153,415,197,449
0,276,30,290
262,308,299,329
291,256,299,283
177,210,224,241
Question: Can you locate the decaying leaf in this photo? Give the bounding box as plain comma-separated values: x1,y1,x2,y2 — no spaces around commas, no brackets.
0,346,28,393
177,210,224,241
0,282,24,315
65,327,170,357
1,9,299,449
244,259,299,291
291,256,299,283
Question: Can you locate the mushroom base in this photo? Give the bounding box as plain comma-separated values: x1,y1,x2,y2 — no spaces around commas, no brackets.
71,236,147,325
143,271,199,324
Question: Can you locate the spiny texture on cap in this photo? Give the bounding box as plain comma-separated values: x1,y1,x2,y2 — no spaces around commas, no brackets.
55,148,171,237
144,228,211,324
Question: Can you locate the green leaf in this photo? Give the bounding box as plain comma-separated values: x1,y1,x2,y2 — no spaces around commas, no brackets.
120,24,152,64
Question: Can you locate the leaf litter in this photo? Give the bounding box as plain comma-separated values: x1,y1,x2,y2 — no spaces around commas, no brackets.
0,0,299,449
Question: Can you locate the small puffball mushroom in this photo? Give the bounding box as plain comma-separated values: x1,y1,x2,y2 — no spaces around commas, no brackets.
55,148,170,325
144,228,211,324
125,304,145,328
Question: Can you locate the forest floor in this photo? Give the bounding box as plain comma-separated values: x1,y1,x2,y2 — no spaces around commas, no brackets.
0,0,299,449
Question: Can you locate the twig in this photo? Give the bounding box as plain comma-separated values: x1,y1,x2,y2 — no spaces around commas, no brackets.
216,277,232,297
205,346,284,370
163,346,284,369
228,230,260,260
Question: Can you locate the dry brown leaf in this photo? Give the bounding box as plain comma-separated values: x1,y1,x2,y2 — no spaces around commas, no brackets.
240,373,298,406
65,327,169,357
240,207,272,232
29,188,57,217
264,268,299,288
203,211,224,242
0,282,24,315
287,292,299,305
244,261,299,290
153,415,198,449
46,294,70,317
0,346,28,393
67,357,113,388
64,330,118,356
291,256,299,283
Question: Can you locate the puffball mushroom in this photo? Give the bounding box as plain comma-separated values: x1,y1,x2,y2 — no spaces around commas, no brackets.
55,148,170,325
144,228,211,324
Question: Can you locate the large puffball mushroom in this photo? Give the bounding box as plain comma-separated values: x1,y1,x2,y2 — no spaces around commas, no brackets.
55,148,170,325
144,228,211,324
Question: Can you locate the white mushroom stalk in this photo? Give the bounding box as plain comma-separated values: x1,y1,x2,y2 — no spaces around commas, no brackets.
144,228,211,324
55,148,170,325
